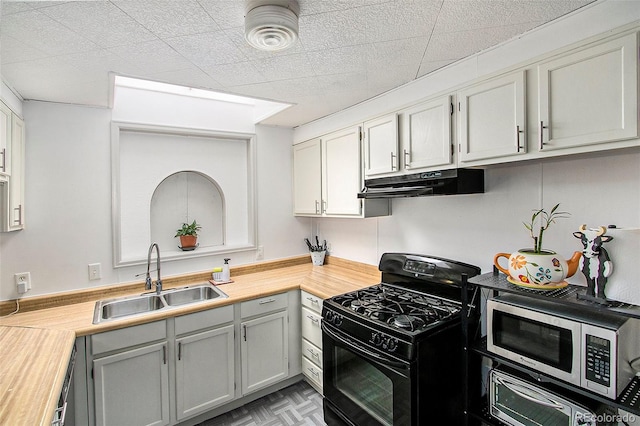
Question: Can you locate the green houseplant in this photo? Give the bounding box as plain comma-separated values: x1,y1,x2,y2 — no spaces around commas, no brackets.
494,204,581,288
175,220,201,250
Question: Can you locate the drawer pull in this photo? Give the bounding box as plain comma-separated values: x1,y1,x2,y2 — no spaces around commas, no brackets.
307,348,320,359
259,298,276,305
306,296,319,304
306,315,320,324
307,367,320,377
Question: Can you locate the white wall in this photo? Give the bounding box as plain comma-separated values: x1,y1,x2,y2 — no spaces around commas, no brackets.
0,100,308,300
312,149,640,279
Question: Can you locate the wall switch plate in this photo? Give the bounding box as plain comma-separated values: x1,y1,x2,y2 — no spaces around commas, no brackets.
15,272,31,294
88,263,102,281
256,246,264,260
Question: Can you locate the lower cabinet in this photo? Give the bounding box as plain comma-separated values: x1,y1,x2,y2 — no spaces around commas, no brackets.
301,290,323,394
84,292,299,426
93,342,170,426
240,294,289,395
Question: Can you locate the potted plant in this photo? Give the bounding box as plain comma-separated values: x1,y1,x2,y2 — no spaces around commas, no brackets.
494,204,582,288
175,220,201,250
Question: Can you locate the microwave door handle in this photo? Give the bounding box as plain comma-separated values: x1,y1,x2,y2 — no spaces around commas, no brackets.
496,376,564,410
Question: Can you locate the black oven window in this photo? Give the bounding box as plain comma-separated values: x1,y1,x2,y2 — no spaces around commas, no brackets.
494,311,573,372
334,346,393,425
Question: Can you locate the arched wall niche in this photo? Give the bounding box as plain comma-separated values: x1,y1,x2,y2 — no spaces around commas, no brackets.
150,171,225,252
111,121,257,267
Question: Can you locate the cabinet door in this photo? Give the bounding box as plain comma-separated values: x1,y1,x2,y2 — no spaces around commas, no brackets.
458,71,526,163
241,311,289,395
0,102,10,176
538,33,638,151
322,126,362,216
401,96,452,170
175,325,235,421
8,115,24,230
363,113,398,177
93,342,170,426
293,139,322,216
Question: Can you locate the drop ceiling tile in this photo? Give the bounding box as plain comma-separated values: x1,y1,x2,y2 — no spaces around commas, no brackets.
108,40,195,74
298,8,368,50
165,30,248,67
251,53,316,81
0,2,33,15
39,2,157,48
146,67,223,91
2,8,100,56
298,0,381,16
1,56,88,99
62,49,148,79
0,34,49,65
417,59,456,78
424,23,541,62
201,61,267,87
365,37,428,68
266,76,323,98
198,0,245,29
305,45,368,76
363,0,441,42
316,72,369,95
113,0,220,38
366,64,417,93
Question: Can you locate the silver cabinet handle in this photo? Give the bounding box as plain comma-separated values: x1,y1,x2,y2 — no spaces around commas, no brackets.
0,148,5,172
13,205,22,225
306,296,319,304
306,315,320,324
322,200,327,214
539,121,548,149
516,125,524,152
259,298,276,305
403,149,410,169
307,348,320,359
315,200,319,214
390,152,397,170
307,367,320,377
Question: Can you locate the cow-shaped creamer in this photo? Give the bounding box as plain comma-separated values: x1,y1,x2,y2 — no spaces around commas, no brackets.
573,225,614,299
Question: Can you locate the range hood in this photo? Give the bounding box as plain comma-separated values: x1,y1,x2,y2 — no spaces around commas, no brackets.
357,168,484,199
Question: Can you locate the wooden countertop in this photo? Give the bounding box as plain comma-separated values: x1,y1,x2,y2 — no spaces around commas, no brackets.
0,257,380,425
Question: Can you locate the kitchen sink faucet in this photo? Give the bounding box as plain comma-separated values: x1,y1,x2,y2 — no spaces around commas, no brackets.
145,243,163,294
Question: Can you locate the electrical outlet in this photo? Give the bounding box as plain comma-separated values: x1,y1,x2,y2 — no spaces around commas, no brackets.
88,263,102,281
15,272,31,294
256,246,264,260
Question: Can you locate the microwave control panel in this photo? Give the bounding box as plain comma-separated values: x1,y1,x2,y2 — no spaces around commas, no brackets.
585,334,611,386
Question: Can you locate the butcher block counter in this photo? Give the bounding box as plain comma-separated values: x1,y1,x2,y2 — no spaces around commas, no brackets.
0,255,379,425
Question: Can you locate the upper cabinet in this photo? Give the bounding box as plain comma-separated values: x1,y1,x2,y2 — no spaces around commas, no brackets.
363,113,399,178
0,101,25,232
399,95,454,171
537,33,638,152
293,126,389,218
458,71,526,164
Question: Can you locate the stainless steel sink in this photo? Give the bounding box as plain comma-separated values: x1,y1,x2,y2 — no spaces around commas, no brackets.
94,294,166,324
92,283,228,324
163,284,226,306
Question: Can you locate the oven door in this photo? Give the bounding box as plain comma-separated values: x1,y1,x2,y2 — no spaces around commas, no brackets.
322,322,413,426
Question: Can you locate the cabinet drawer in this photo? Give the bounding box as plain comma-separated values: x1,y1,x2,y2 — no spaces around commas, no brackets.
301,290,322,314
302,356,323,390
301,307,322,347
302,339,322,368
91,320,166,355
241,293,288,318
175,304,233,336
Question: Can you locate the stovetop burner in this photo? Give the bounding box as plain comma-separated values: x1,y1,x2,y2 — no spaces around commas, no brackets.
331,284,461,333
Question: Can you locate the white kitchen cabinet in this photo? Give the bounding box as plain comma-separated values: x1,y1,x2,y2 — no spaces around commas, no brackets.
537,32,638,152
93,343,170,426
363,113,399,177
301,291,323,394
0,101,25,231
399,96,453,171
293,126,389,218
174,307,235,422
293,138,322,215
458,71,526,164
0,102,10,177
240,294,289,395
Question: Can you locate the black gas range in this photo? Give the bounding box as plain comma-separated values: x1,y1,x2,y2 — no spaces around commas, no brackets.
322,253,480,426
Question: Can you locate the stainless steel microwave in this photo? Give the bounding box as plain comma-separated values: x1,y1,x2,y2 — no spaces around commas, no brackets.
487,294,640,399
490,369,597,426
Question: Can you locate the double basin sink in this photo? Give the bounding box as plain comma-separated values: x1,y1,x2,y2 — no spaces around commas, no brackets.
93,283,228,324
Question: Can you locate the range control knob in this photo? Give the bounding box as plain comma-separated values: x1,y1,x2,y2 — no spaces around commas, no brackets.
386,338,398,353
333,314,343,327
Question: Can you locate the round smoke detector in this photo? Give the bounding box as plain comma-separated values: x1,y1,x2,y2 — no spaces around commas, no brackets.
245,2,299,51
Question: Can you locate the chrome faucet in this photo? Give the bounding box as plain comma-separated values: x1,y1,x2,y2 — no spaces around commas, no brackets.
145,243,162,294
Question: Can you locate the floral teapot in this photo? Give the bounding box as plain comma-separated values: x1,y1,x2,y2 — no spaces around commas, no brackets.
493,249,582,289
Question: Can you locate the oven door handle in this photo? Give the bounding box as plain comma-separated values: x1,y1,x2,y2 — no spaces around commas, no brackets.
495,376,564,410
322,323,408,370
